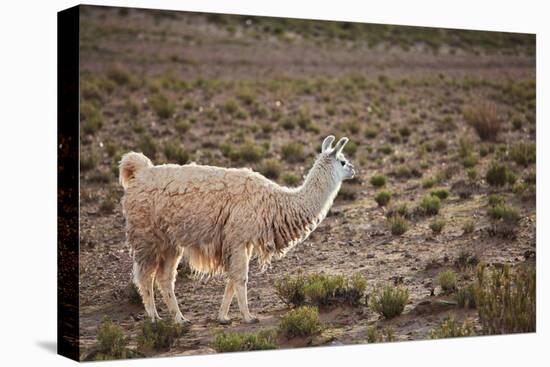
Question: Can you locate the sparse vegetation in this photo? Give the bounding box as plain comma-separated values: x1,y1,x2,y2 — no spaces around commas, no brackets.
282,172,301,186
163,140,189,164
282,142,305,163
430,188,449,200
370,284,409,319
370,174,388,188
278,306,321,338
419,195,441,216
430,318,473,339
275,272,368,307
81,102,104,134
149,93,175,119
437,270,457,292
137,319,183,352
485,163,515,187
260,159,282,179
429,218,445,235
138,134,158,158
464,101,501,141
375,191,392,207
462,219,475,234
474,264,535,334
93,316,129,360
509,142,535,167
456,283,476,308
387,215,409,236
212,330,277,352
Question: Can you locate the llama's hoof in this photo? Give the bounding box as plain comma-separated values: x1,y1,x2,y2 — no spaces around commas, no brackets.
217,317,232,325
243,316,259,324
175,316,191,325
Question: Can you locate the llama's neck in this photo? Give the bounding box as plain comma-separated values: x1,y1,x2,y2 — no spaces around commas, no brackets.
294,157,341,224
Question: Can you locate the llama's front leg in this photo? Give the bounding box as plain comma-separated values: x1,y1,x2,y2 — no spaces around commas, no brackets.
228,249,258,324
217,280,235,324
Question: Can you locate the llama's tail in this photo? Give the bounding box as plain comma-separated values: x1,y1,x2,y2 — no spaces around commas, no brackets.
119,152,153,190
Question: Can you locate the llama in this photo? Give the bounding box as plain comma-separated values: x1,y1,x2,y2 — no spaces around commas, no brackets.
119,135,355,324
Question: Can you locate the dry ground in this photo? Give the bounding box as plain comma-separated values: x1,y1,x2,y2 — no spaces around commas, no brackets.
77,6,536,359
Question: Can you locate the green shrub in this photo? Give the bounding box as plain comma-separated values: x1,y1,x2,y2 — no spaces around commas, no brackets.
175,119,191,134
370,175,388,188
429,218,445,235
456,283,476,308
163,140,189,164
375,191,392,207
282,172,301,186
430,188,449,200
149,93,175,119
260,159,282,179
99,194,117,214
487,194,504,207
282,142,305,163
126,281,142,305
379,144,393,155
387,215,408,236
370,285,409,319
430,318,473,339
275,273,367,307
464,101,501,141
106,64,132,85
391,165,422,179
432,139,447,152
92,316,137,360
239,141,266,162
419,195,441,216
344,141,358,156
485,163,514,186
510,142,535,166
80,151,99,172
138,134,158,158
488,204,520,224
399,126,411,138
462,219,475,234
364,127,378,139
462,154,478,168
81,102,103,134
422,177,436,189
278,306,321,338
280,117,296,130
458,136,474,158
474,264,535,334
212,330,277,352
437,270,457,292
137,319,183,352
467,168,477,180
125,96,140,116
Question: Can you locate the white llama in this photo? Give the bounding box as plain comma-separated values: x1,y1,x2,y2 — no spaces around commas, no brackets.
119,135,355,324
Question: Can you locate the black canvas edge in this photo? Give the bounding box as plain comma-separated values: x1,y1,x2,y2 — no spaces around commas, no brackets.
58,4,80,362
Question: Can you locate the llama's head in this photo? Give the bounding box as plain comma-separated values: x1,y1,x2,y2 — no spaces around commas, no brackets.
320,135,355,181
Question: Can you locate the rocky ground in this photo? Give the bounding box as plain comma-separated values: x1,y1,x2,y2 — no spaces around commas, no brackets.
77,6,536,359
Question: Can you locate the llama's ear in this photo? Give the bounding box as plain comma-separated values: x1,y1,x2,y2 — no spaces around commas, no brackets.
321,135,335,152
333,137,349,155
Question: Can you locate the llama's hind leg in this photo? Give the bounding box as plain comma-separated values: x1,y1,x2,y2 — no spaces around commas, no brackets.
156,247,189,325
133,260,159,322
217,280,235,324
228,248,258,324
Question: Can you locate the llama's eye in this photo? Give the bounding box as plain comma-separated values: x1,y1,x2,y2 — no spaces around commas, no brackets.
340,161,346,167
